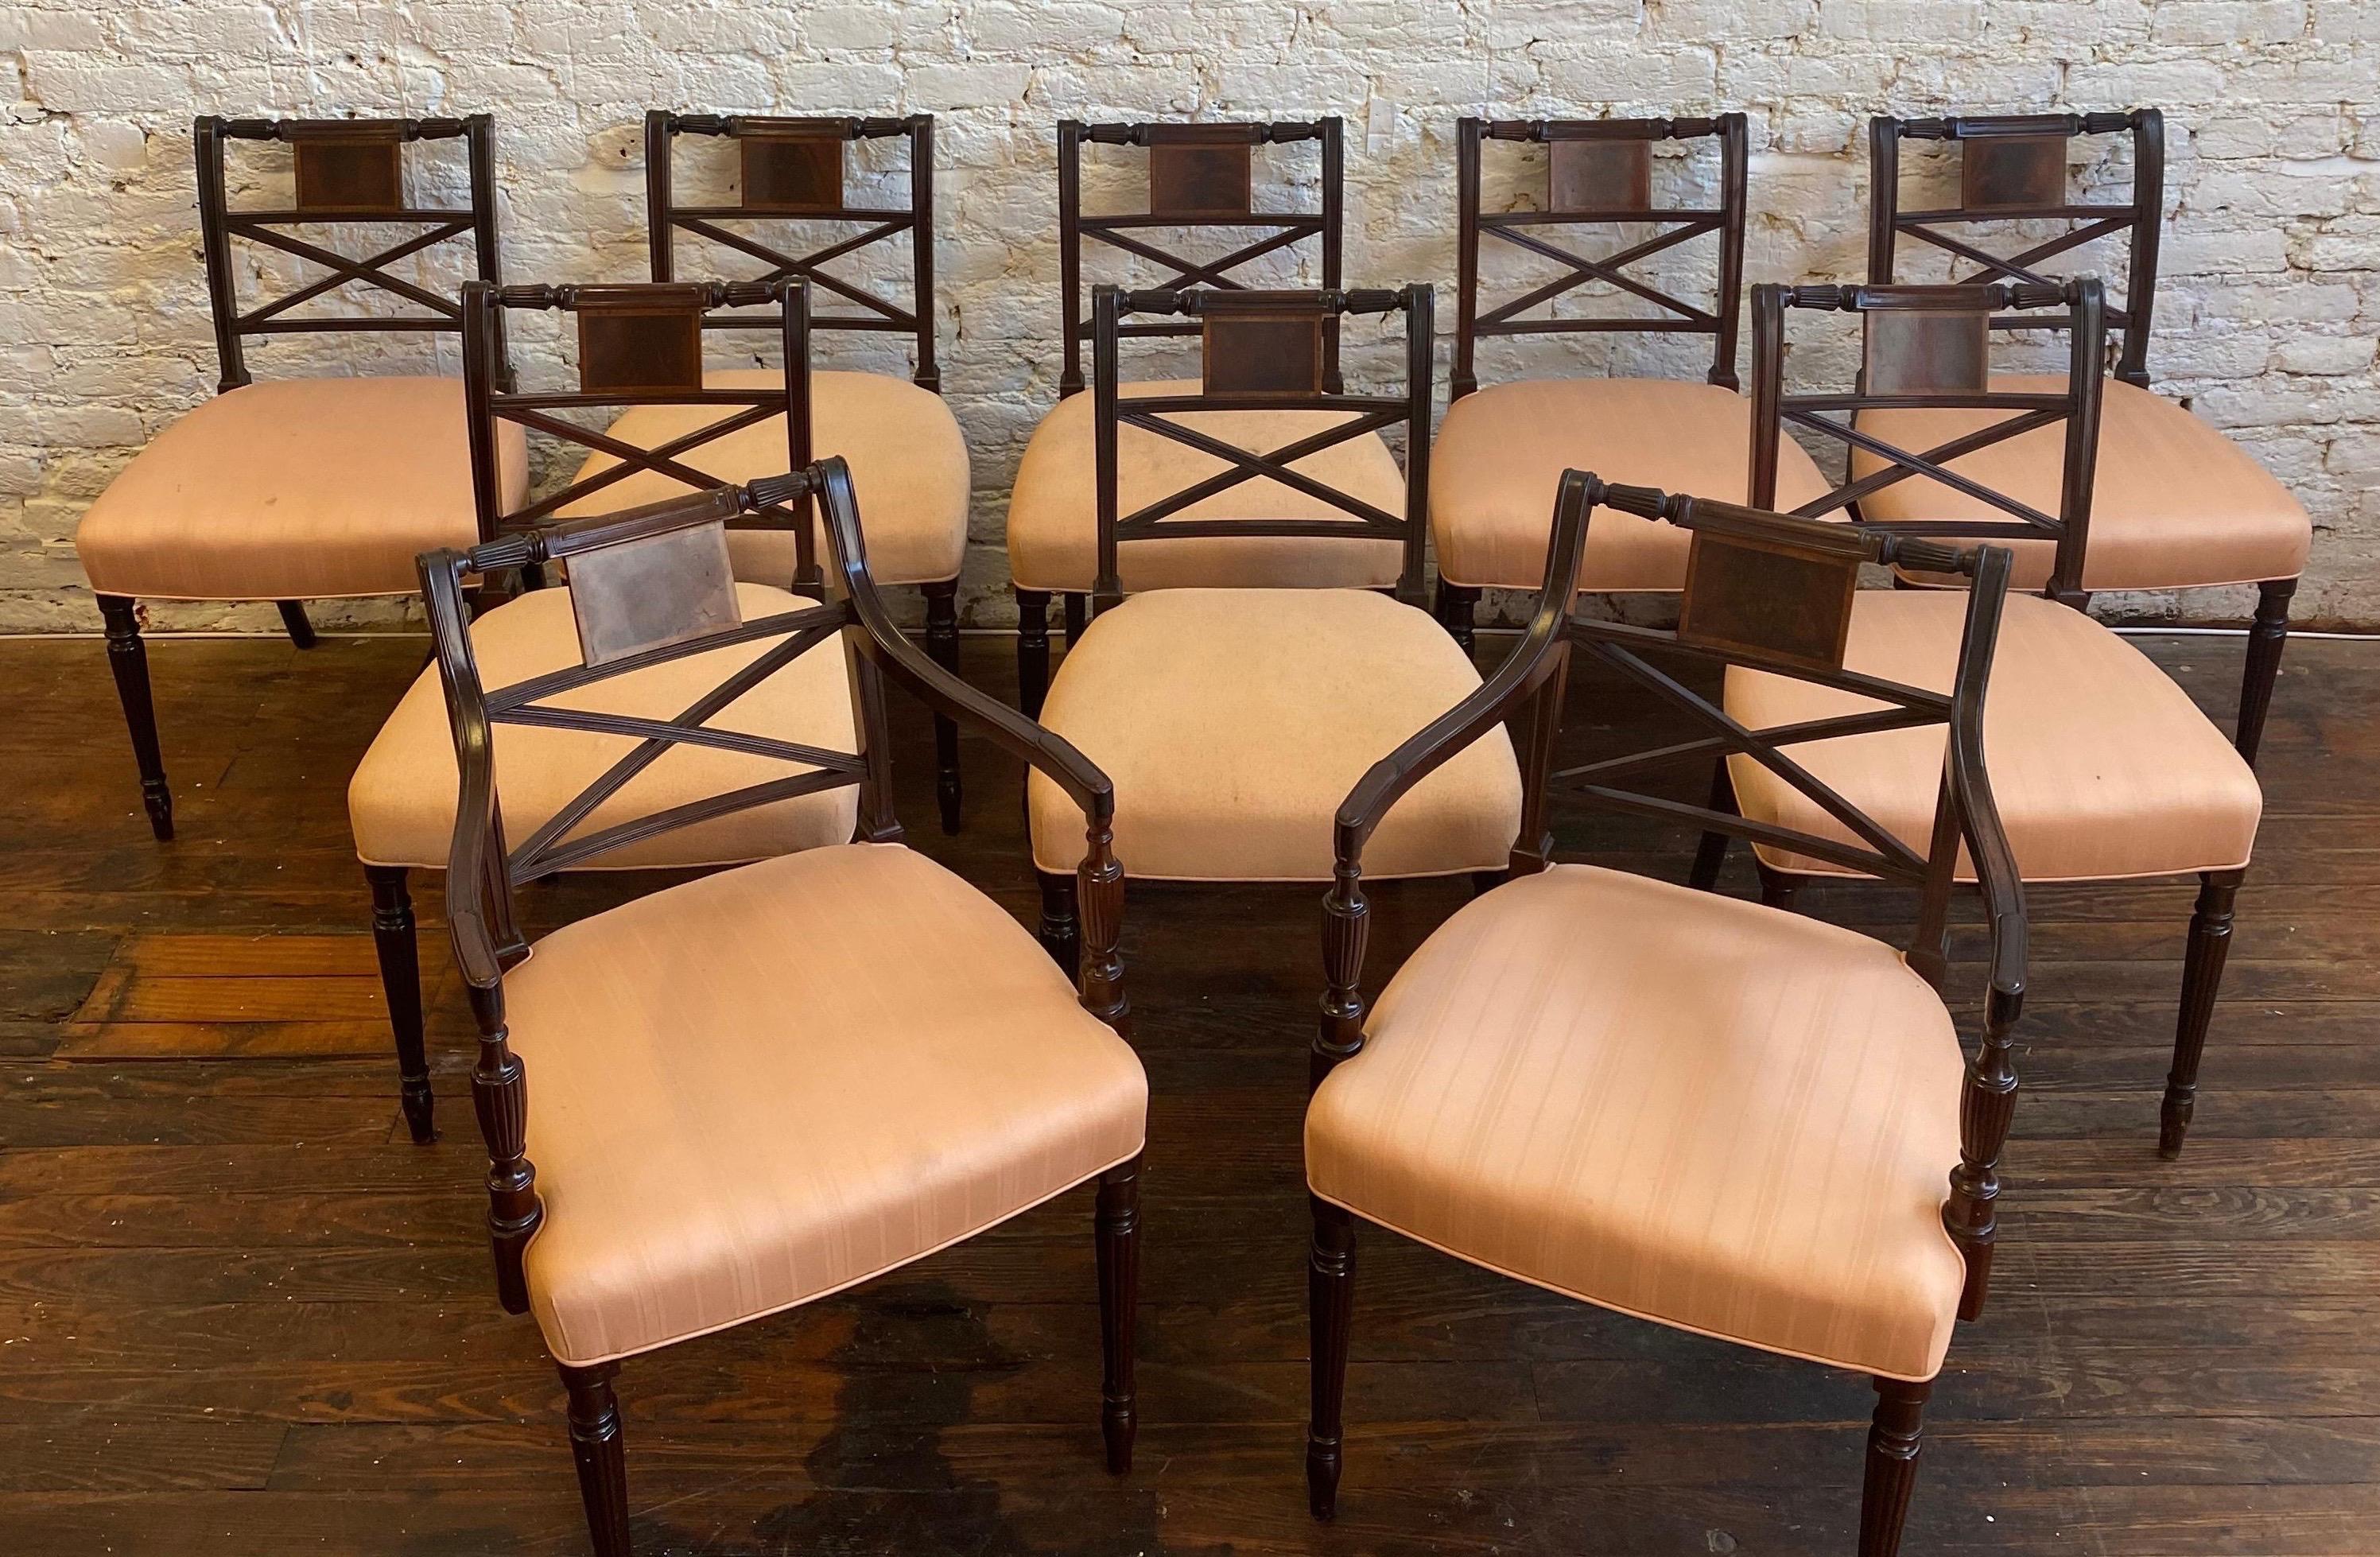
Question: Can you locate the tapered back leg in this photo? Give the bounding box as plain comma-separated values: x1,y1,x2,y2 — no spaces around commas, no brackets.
2235,578,2296,767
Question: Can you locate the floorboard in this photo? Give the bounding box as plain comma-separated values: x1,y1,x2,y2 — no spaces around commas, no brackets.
1,627,2374,1554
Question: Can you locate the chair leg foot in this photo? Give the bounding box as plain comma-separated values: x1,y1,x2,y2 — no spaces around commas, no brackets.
1016,590,1051,720
1038,868,1081,981
1094,1155,1141,1474
1306,1196,1357,1521
2234,578,2295,769
1859,1376,1931,1557
560,1362,632,1557
2161,869,2243,1159
98,595,173,841
367,865,434,1143
1062,591,1089,648
1434,579,1480,657
923,581,963,833
276,600,317,650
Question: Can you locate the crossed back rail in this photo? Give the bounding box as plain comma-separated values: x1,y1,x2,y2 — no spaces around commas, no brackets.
644,111,939,390
1325,472,2028,1316
460,277,821,577
1454,115,1749,397
425,463,1128,1312
1059,118,1345,396
1089,284,1432,607
1749,279,2106,603
1869,111,2163,386
196,114,507,394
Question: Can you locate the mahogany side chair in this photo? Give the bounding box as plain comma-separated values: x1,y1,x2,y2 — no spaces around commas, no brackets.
1027,285,1524,962
570,111,973,831
1715,279,2263,1158
421,464,1144,1557
1307,470,2027,1557
347,278,855,1143
1431,114,1831,651
1009,117,1359,704
76,114,524,841
1866,110,2311,764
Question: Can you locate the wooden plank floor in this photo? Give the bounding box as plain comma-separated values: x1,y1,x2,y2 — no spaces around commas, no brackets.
2,625,2376,1555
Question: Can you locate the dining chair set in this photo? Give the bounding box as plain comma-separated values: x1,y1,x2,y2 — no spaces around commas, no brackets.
69,102,2310,1557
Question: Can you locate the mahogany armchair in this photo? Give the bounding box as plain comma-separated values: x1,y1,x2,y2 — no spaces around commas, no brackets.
1866,110,2311,765
347,278,848,1142
1714,279,2263,1157
421,464,1143,1556
1010,117,1352,689
1307,471,2028,1557
77,115,522,841
1023,284,1526,965
1431,114,1830,650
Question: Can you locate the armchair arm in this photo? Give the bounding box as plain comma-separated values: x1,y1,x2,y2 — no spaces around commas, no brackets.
805,460,1130,1032
1313,470,1602,1089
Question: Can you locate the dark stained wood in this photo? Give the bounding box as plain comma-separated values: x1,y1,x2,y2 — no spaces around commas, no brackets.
2,612,2376,1553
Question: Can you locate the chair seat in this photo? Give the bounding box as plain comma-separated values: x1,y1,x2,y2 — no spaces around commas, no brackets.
1006,380,1408,594
75,377,529,601
507,841,1148,1365
563,369,969,587
348,581,857,872
1027,588,1520,881
1430,378,1835,592
1725,591,2262,882
1852,376,2312,591
1307,863,1969,1381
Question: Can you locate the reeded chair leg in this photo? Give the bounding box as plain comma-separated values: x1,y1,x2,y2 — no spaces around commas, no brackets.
1858,1376,1931,1557
276,600,317,649
1063,591,1089,648
922,580,963,833
1756,860,1802,911
1306,1196,1357,1521
366,865,434,1143
96,594,173,841
560,1361,631,1557
1017,589,1052,719
1434,578,1480,657
1038,868,1081,980
2234,577,2296,768
1094,1155,1142,1474
2161,868,2245,1158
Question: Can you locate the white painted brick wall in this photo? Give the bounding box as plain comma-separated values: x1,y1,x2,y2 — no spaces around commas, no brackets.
0,0,2374,631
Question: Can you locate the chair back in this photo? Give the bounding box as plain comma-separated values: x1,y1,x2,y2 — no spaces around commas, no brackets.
1058,118,1345,395
196,114,507,394
1088,284,1433,607
1748,279,2106,603
460,277,820,578
643,111,939,390
1453,115,1748,396
1868,111,2163,386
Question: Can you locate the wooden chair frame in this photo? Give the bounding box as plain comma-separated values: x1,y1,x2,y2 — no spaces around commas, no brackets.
1058,118,1344,398
1867,111,2161,388
644,111,939,389
643,110,965,830
420,463,1136,1555
1749,279,2106,605
1453,114,1749,398
1734,278,2252,1159
197,114,510,397
1308,471,2025,1557
1013,283,1433,718
95,115,510,845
